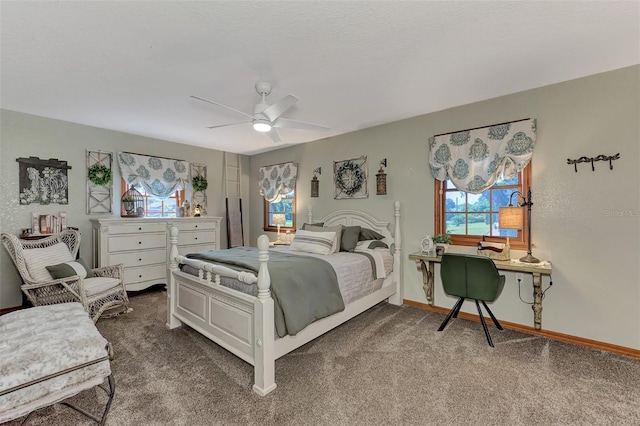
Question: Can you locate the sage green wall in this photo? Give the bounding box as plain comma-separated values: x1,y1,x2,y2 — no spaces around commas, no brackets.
249,65,640,349
0,110,251,309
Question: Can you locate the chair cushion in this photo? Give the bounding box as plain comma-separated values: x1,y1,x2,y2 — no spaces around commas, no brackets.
84,277,122,296
22,243,74,282
46,258,95,279
0,303,111,423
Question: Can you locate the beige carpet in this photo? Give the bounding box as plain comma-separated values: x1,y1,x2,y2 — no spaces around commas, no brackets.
6,287,640,425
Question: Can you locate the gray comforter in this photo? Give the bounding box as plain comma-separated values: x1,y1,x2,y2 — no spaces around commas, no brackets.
186,248,344,337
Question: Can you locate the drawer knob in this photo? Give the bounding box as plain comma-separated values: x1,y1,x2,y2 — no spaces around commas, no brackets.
139,227,142,231
195,225,198,228
195,237,198,240
138,241,142,245
139,258,142,261
139,275,142,278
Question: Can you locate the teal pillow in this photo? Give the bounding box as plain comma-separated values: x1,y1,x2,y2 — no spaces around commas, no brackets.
46,258,94,279
359,227,384,241
340,226,361,252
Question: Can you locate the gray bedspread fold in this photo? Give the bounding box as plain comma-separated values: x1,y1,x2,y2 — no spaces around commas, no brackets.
186,248,344,337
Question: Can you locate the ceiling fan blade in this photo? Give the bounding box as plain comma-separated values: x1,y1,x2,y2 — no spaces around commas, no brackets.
262,94,298,122
206,121,251,129
272,117,330,132
266,128,281,143
191,95,255,120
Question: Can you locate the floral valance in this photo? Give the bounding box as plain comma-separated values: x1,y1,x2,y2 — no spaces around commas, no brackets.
429,118,537,194
117,152,189,198
259,162,298,202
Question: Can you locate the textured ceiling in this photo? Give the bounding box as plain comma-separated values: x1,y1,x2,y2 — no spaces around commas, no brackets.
1,1,639,155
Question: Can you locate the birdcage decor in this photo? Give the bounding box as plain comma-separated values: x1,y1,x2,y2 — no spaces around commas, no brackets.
121,185,144,217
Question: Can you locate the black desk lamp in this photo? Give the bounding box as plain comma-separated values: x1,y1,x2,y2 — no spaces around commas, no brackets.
498,187,540,263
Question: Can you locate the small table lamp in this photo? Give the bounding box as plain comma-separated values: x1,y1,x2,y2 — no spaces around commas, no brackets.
498,187,540,263
272,213,286,243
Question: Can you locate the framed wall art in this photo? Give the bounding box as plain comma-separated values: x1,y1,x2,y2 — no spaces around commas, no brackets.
190,162,208,209
17,157,71,205
334,155,368,199
87,150,113,214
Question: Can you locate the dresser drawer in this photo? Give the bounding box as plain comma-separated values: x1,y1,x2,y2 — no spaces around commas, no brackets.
107,222,167,235
178,230,216,246
172,221,216,232
109,248,166,268
124,264,166,284
108,233,166,252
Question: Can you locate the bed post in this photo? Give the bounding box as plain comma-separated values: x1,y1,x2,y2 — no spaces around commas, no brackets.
307,204,313,223
166,226,182,329
252,234,277,396
389,201,403,305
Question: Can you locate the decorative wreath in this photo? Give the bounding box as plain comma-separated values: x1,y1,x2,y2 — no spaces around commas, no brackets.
335,161,365,196
87,163,113,186
192,175,208,192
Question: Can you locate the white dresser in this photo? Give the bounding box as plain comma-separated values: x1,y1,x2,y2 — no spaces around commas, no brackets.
91,217,222,291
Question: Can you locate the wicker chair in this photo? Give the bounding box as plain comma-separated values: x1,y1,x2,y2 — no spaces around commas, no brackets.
2,229,129,322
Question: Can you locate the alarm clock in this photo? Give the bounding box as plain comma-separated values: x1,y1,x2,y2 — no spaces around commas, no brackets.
421,236,434,254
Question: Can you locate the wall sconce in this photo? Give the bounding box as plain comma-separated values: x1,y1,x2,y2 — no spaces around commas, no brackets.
311,167,321,198
376,159,387,195
498,187,540,263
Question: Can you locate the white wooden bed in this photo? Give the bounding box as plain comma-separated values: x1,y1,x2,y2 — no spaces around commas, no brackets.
166,201,402,395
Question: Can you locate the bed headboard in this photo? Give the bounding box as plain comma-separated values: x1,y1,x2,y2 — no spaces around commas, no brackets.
307,201,400,246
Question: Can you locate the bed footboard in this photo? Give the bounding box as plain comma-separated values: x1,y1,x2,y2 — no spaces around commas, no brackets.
167,230,276,395
166,201,402,396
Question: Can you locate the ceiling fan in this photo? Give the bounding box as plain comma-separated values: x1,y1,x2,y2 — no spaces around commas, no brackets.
191,82,329,143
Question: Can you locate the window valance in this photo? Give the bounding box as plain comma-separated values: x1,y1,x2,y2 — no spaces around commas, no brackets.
428,118,536,194
259,162,298,202
117,152,189,198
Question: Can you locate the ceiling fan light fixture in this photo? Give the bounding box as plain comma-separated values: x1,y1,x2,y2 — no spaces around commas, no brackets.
253,119,272,133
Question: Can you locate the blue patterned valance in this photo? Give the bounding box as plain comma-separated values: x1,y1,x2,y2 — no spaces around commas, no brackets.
428,118,537,194
259,162,298,202
117,152,189,198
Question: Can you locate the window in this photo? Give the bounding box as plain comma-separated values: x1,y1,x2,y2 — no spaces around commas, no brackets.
434,165,531,249
263,188,296,231
121,179,185,218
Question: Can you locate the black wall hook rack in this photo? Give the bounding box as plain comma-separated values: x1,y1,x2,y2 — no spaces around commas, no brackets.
567,153,620,172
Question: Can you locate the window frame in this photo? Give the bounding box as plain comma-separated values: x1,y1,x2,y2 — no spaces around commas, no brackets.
263,187,296,232
120,179,185,218
434,164,531,250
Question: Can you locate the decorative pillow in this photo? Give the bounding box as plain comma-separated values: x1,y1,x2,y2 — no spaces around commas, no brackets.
290,229,336,255
367,240,389,249
301,222,324,230
340,225,361,252
359,227,385,241
304,225,343,253
46,258,95,279
22,243,74,282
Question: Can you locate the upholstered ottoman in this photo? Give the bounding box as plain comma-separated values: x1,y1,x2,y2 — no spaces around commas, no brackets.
0,303,114,424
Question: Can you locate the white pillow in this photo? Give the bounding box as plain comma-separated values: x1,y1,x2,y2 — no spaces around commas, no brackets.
289,229,336,255
22,243,74,282
303,224,342,253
